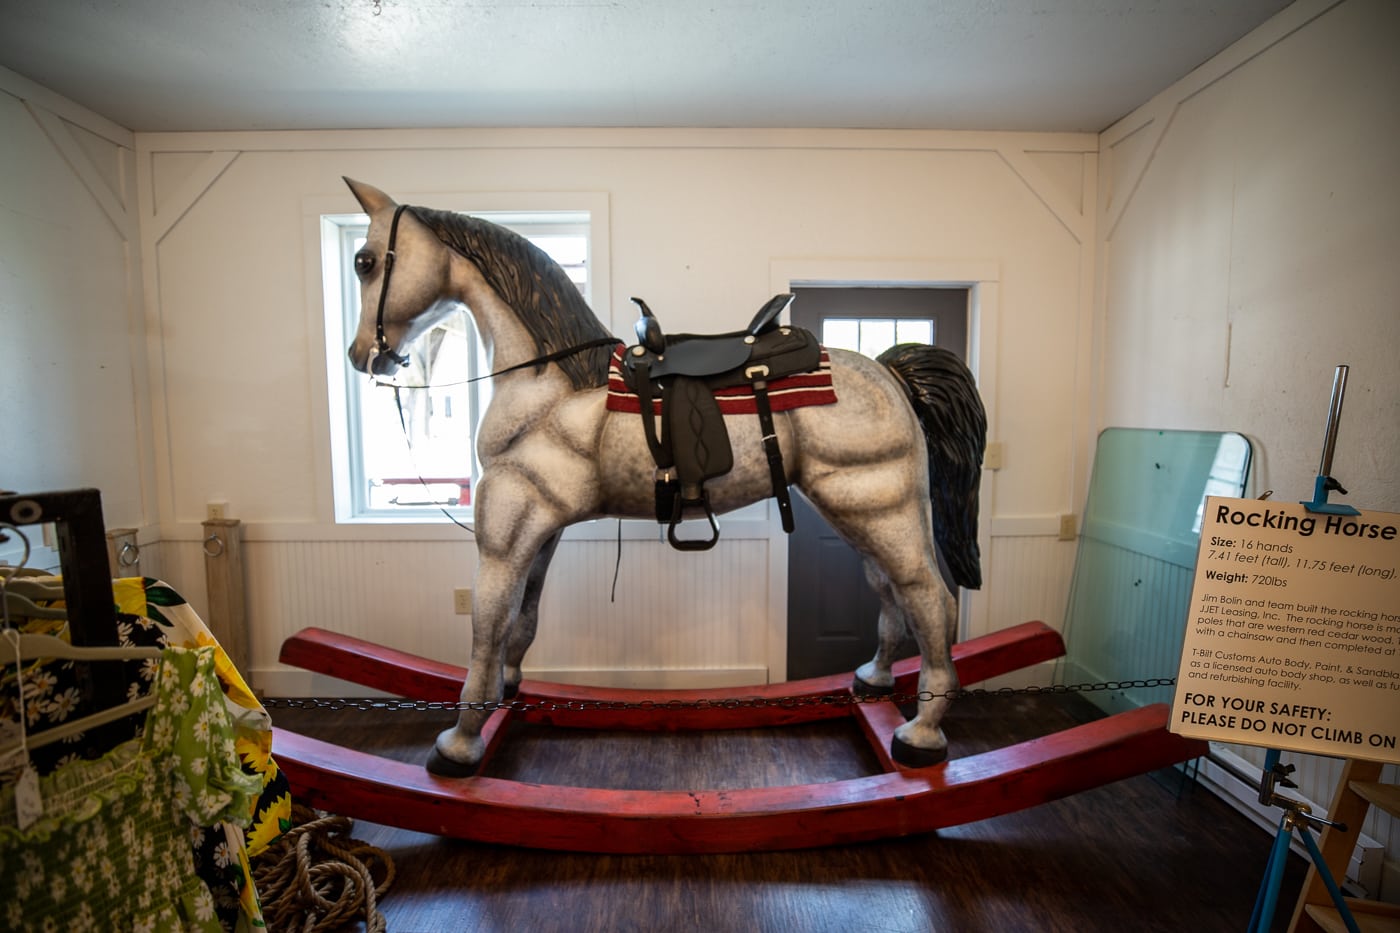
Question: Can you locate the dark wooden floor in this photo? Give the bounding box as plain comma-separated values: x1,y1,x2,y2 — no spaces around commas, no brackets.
269,691,1305,933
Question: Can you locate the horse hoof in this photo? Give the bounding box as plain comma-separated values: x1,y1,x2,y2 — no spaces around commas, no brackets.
890,735,948,769
851,674,895,697
426,748,481,778
502,682,520,700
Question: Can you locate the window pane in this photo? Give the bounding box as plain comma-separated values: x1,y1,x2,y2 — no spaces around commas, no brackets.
858,319,896,359
822,318,861,352
528,234,587,266
895,319,934,346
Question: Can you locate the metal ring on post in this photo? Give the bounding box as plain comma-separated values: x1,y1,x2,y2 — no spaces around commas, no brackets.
118,541,141,567
203,533,225,559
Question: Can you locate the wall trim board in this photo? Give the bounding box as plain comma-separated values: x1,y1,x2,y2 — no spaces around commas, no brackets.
25,102,133,241
133,126,1098,156
0,64,133,148
1098,0,1345,239
137,513,1074,545
153,510,775,544
995,145,1089,245
144,150,240,244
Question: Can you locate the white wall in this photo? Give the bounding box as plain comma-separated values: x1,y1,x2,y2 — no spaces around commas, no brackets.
121,128,1095,690
1097,0,1398,511
4,54,1096,693
0,67,157,558
1095,0,1398,900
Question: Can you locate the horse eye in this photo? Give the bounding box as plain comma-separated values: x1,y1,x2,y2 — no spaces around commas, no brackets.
354,251,376,276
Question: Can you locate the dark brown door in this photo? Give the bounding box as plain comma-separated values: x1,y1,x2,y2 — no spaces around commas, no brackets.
785,286,969,680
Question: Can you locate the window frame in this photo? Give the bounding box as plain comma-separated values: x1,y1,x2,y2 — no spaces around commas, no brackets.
319,192,610,525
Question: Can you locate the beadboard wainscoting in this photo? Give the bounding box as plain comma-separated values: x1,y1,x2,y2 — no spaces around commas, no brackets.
146,515,1083,698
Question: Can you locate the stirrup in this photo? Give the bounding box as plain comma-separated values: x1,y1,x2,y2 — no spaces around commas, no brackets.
667,491,721,551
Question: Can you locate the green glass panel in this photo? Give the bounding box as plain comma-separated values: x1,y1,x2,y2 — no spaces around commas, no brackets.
1061,428,1253,714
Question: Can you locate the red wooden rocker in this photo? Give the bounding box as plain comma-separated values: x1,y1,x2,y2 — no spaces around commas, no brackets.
272,621,1204,854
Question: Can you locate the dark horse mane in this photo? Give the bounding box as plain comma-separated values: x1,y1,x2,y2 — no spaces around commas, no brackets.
406,205,615,391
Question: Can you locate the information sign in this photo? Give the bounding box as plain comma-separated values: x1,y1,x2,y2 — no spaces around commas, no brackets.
1170,496,1400,763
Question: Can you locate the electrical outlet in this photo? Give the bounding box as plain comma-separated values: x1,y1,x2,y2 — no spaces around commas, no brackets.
983,442,1004,470
206,500,229,521
1058,514,1077,541
453,587,473,615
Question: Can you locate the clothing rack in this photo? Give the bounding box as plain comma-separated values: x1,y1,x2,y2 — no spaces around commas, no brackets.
2,488,131,755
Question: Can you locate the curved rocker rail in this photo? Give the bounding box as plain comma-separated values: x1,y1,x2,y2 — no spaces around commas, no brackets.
273,706,1201,854
272,622,1206,853
277,620,1067,731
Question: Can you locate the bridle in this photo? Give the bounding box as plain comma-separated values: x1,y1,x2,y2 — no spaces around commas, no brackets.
367,202,616,380
371,204,412,371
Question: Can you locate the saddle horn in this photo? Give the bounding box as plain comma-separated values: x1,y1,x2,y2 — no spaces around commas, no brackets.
631,297,665,355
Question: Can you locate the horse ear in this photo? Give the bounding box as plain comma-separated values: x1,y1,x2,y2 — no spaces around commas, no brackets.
343,177,397,214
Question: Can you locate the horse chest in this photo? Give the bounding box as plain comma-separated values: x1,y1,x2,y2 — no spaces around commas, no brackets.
477,386,605,466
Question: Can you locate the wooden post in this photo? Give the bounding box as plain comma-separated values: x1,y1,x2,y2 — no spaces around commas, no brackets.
106,527,141,579
201,518,248,675
1288,757,1394,932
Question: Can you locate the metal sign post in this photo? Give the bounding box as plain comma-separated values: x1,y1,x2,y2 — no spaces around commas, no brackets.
1248,364,1363,933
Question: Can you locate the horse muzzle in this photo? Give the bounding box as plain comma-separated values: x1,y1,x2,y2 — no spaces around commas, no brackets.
371,346,408,375
349,342,408,376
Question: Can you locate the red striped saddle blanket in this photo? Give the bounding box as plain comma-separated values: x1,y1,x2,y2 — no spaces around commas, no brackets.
605,346,837,414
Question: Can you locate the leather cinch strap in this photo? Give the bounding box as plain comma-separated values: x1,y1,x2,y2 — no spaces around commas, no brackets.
750,379,796,534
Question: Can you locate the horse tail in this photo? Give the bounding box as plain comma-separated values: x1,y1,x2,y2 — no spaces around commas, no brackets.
877,344,987,590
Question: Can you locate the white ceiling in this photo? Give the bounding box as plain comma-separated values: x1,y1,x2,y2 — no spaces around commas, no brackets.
0,0,1294,134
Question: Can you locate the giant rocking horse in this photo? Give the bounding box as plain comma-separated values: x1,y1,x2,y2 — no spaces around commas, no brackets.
269,179,1205,853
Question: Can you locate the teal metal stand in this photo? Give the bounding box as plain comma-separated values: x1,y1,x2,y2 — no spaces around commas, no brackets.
1249,364,1363,932
1246,750,1359,933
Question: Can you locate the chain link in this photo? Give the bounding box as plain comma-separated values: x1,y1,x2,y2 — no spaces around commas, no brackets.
262,678,1177,715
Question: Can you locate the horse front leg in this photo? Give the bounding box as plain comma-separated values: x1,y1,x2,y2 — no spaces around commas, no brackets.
427,473,562,777
501,529,563,697
853,558,908,696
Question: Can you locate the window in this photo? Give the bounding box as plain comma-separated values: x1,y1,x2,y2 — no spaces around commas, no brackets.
819,317,935,358
323,210,592,522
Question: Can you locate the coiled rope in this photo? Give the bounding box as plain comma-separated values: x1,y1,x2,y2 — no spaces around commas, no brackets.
253,804,396,933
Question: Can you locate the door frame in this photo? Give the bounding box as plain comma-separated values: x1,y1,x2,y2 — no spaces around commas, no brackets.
764,258,1001,683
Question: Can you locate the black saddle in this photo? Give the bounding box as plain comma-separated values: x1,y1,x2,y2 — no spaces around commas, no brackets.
621,294,820,550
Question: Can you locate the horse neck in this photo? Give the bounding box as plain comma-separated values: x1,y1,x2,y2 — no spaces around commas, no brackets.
446,255,549,378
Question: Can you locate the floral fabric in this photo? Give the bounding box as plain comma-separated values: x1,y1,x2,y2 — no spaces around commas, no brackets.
2,578,290,932
0,646,261,932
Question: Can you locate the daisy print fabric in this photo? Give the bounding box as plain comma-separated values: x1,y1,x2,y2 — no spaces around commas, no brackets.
0,646,260,931
2,578,290,931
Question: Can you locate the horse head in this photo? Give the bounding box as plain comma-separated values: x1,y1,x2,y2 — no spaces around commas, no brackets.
343,177,457,375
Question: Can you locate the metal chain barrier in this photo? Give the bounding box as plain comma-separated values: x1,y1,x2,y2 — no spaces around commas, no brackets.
261,678,1178,715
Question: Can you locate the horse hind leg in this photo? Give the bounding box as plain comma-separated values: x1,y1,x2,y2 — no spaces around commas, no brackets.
888,578,960,768
817,487,960,767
